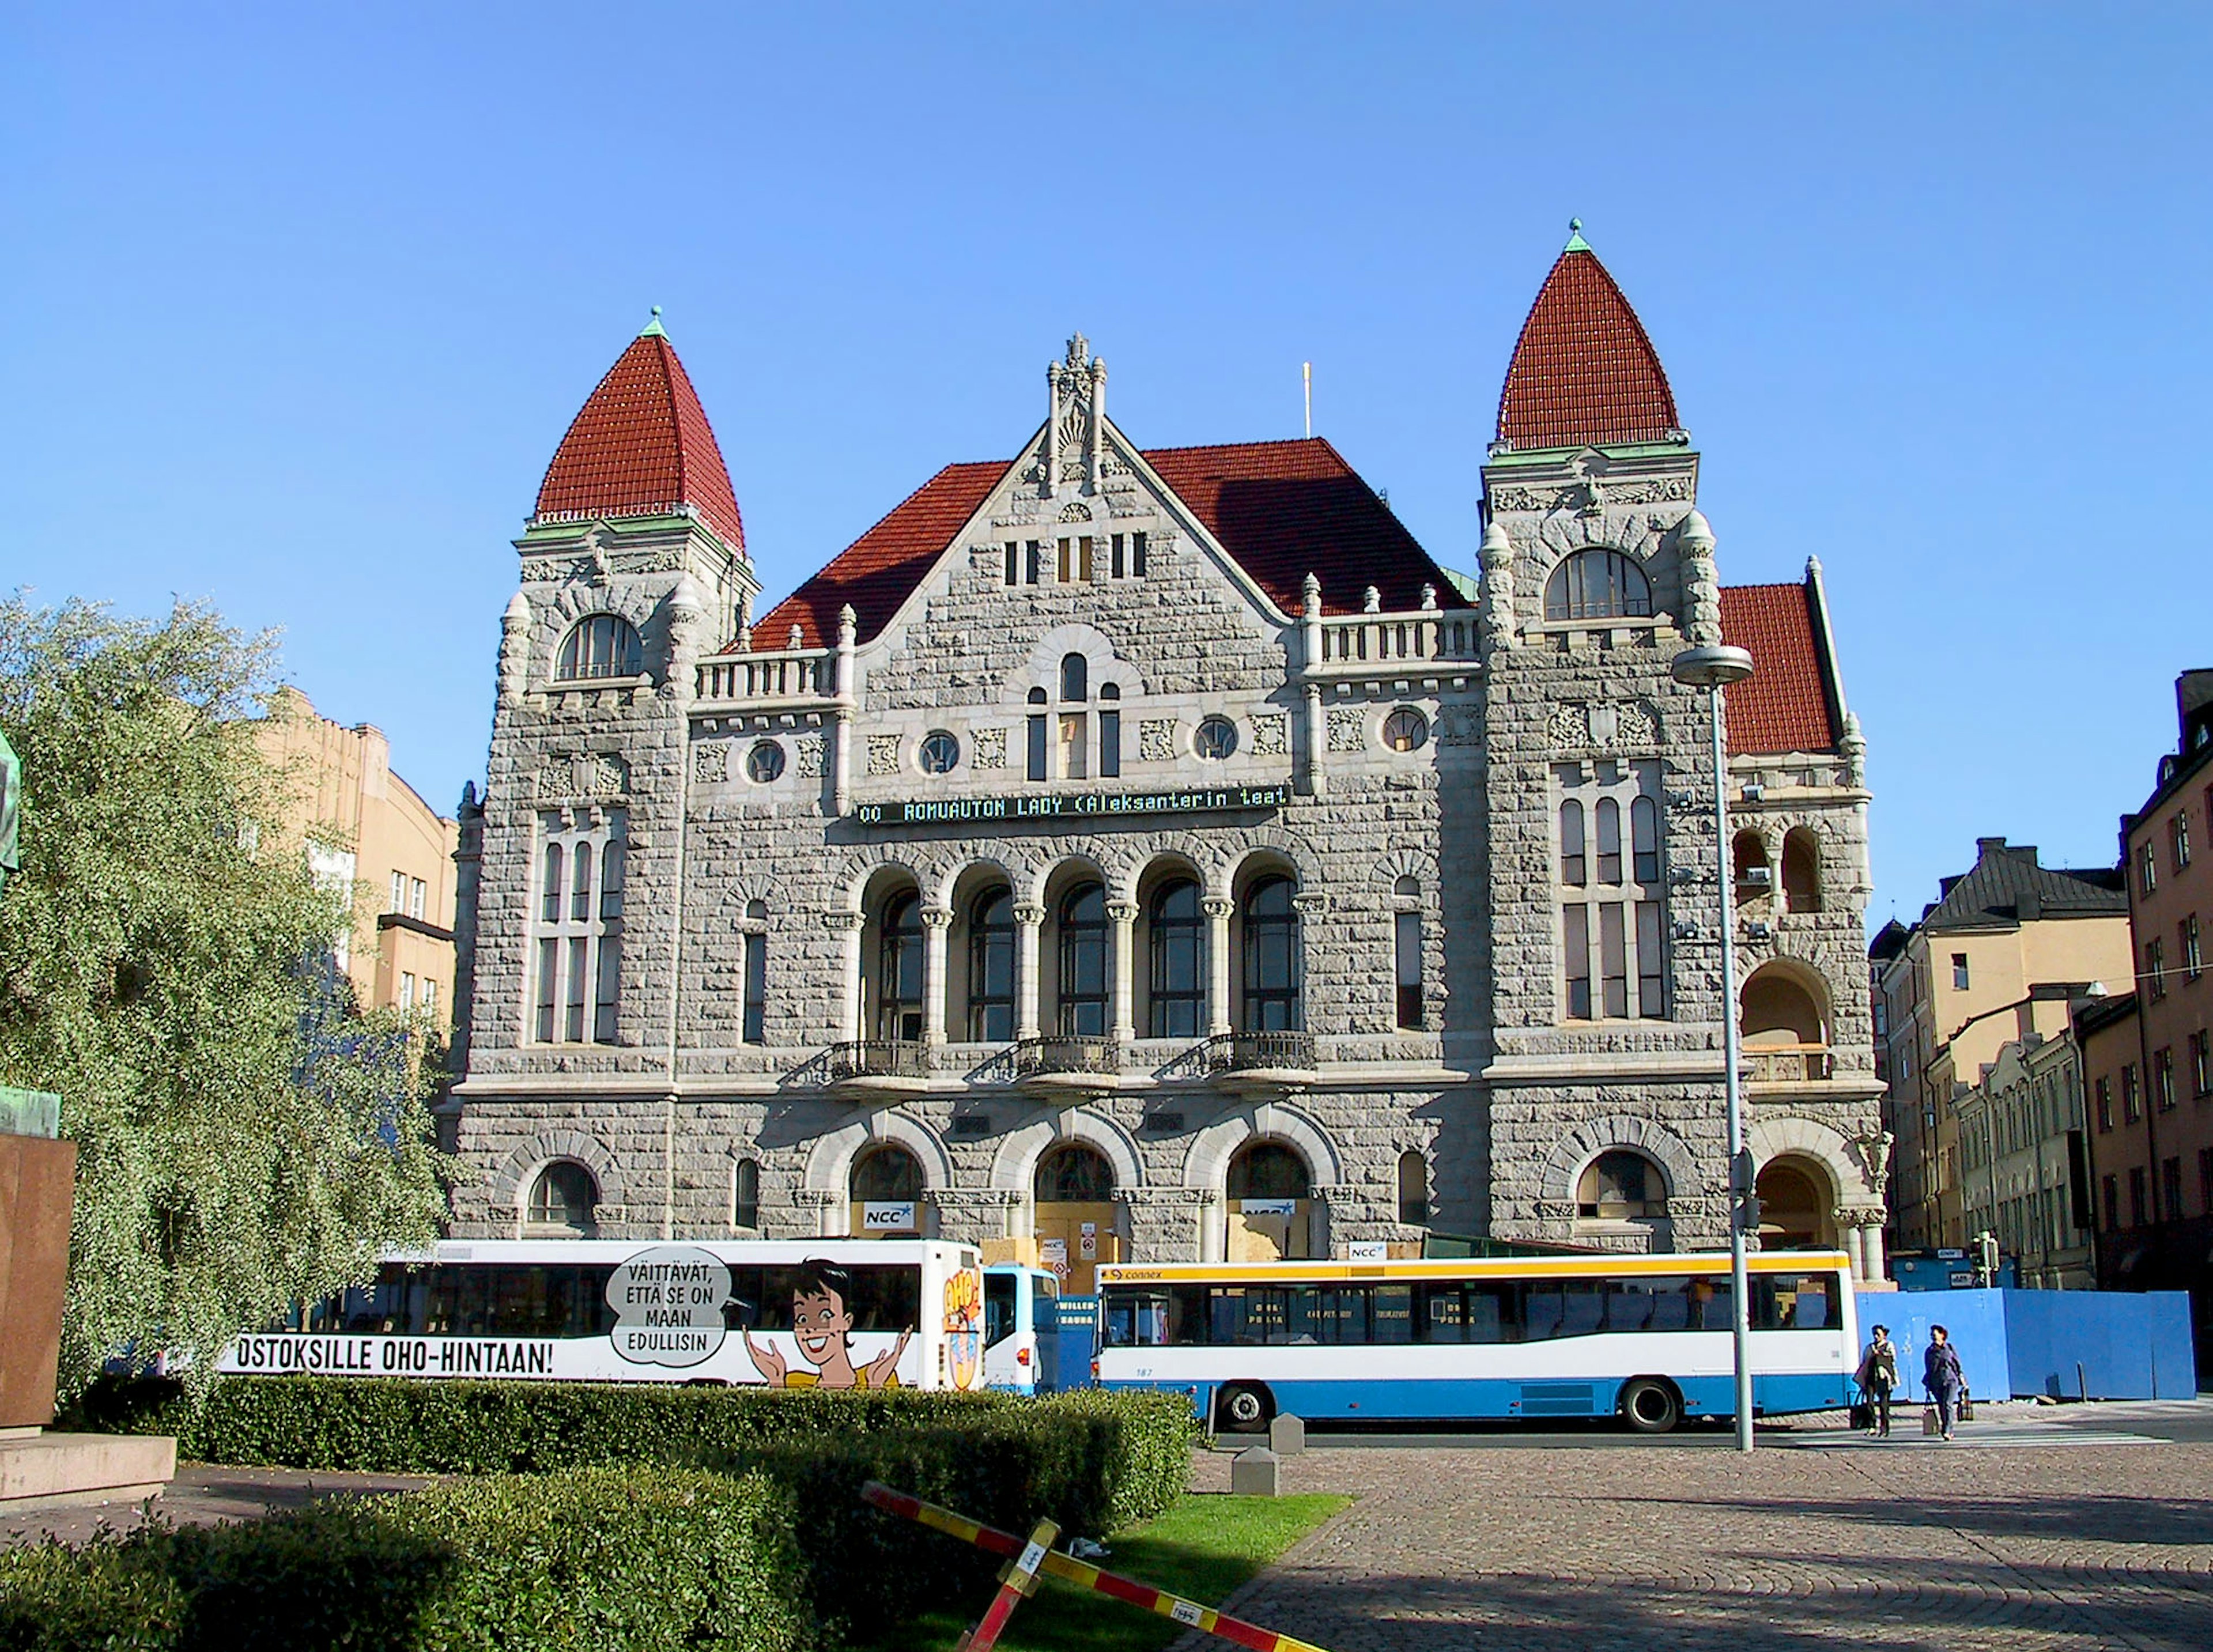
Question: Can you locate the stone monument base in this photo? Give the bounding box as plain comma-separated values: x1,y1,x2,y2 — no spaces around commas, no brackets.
0,1428,176,1510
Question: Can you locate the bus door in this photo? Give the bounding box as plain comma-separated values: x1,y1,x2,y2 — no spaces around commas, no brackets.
983,1265,1044,1392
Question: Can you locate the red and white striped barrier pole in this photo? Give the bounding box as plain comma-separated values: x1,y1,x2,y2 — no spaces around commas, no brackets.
860,1480,1334,1652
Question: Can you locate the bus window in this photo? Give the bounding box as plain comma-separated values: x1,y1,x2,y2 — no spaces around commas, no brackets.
1372,1285,1413,1344
1312,1288,1368,1345
1419,1282,1467,1343
1758,1274,1830,1330
985,1271,1018,1346
1645,1279,1693,1332
1106,1291,1170,1347
1558,1281,1604,1337
1032,1272,1060,1336
1168,1286,1208,1345
1605,1288,1654,1332
1691,1280,1734,1330
1524,1288,1565,1340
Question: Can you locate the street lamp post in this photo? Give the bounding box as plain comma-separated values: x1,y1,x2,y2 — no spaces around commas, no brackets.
1672,642,1757,1453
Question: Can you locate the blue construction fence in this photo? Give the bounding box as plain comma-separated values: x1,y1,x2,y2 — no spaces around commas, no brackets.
1855,1287,2196,1401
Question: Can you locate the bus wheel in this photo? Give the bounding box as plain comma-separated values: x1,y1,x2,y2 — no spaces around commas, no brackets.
1619,1378,1682,1435
1216,1382,1273,1434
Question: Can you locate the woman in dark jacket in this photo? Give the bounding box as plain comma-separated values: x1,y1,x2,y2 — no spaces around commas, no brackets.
1856,1324,1899,1436
1924,1324,1966,1441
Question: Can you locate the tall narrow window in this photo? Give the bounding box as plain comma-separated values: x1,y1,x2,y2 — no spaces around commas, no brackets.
1111,534,1126,578
1058,883,1110,1037
1146,879,1204,1039
2148,939,2167,1000
564,939,588,1042
876,893,925,1042
1240,876,1301,1032
535,938,558,1042
1027,689,1048,782
1395,910,1423,1030
1953,953,1971,992
1397,1150,1429,1225
1595,799,1622,883
1564,905,1592,1019
1100,685,1121,778
541,843,564,924
601,840,625,919
1025,540,1043,584
968,889,1015,1042
1059,714,1088,779
1004,541,1019,585
1599,903,1629,1019
742,932,766,1044
2183,914,2201,981
1632,797,1659,883
732,1159,761,1230
1560,801,1587,886
410,878,426,920
1132,531,1148,576
593,931,621,1042
1636,901,1664,1016
570,846,593,923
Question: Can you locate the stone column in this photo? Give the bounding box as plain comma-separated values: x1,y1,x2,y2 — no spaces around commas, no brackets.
793,1188,844,1239
1204,897,1234,1037
1108,899,1137,1043
1300,574,1326,797
921,905,952,1047
1014,902,1046,1041
823,910,864,1041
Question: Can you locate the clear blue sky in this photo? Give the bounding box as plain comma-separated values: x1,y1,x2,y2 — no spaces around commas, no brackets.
6,5,2208,933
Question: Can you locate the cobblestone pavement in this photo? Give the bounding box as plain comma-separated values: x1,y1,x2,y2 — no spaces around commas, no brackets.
0,1464,430,1548
1184,1415,2213,1652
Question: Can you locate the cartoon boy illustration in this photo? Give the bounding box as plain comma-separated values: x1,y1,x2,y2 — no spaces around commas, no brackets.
743,1260,913,1389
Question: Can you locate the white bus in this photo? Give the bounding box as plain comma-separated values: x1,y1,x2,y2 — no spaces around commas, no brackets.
217,1239,987,1392
1095,1251,1856,1434
981,1263,1063,1394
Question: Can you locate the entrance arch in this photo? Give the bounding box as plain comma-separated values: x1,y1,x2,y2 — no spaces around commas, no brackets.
1034,1143,1118,1292
1225,1141,1314,1261
1755,1155,1837,1251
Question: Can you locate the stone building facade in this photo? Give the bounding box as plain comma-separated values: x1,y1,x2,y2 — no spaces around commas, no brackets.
445,235,1887,1279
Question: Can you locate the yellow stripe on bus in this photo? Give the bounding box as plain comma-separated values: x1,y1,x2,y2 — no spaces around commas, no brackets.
1097,1252,1851,1287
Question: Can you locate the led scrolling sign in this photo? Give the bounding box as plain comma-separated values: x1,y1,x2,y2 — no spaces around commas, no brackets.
852,783,1291,827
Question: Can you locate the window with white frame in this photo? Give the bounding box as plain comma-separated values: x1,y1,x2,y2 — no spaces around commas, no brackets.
1556,759,1667,1020
410,877,426,920
533,809,626,1044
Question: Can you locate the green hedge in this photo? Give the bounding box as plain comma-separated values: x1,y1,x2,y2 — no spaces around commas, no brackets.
71,1375,1008,1475
0,1468,812,1652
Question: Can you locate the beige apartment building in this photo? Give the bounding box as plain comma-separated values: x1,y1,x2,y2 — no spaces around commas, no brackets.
255,686,459,1025
1870,837,2130,1252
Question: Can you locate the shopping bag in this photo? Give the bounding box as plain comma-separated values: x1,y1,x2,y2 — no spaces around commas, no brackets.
1922,1406,1942,1436
1959,1391,1975,1423
1849,1398,1874,1431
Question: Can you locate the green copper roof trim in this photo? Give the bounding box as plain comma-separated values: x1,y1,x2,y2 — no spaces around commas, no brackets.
1562,217,1592,254
518,509,723,542
638,305,667,339
1483,440,1695,468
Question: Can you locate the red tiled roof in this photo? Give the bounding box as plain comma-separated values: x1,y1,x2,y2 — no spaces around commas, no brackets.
1719,583,1840,755
749,438,1466,651
535,329,746,554
1496,246,1679,451
755,462,1004,649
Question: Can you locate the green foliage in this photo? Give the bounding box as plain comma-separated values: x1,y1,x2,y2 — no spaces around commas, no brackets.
0,597,450,1398
0,1468,814,1652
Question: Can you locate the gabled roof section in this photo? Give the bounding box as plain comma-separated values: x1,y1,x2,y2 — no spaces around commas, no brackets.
1496,233,1679,451
534,321,747,555
1921,837,2127,932
1719,581,1841,755
755,462,1005,649
746,438,1465,652
1144,438,1468,618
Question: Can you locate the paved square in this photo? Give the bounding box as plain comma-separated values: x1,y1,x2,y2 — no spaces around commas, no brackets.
1187,1425,2213,1651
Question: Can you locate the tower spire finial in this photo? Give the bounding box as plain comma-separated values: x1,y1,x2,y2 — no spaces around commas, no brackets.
640,305,667,338
1564,217,1591,253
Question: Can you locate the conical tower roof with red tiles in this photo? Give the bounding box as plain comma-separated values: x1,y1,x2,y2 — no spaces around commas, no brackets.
1494,224,1679,452
534,312,746,556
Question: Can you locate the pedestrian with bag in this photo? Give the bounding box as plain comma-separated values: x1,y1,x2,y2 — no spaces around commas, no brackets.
1855,1323,1899,1437
1924,1323,1966,1441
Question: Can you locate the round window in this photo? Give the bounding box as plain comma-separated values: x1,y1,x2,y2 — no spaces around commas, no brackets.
1383,707,1429,752
1194,717,1238,761
919,730,960,774
746,740,786,783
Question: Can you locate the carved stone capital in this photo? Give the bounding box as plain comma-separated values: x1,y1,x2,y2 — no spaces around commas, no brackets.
1013,903,1047,927
821,909,865,933
920,906,954,929
1106,900,1138,924
1202,897,1235,920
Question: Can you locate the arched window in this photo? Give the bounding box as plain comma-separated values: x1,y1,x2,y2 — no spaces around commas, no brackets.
851,1144,923,1202
1577,1150,1667,1219
1734,830,1770,904
1560,800,1586,886
967,887,1015,1042
1544,550,1653,622
1397,1150,1429,1226
556,614,643,681
1740,964,1829,1047
1059,652,1088,703
1593,798,1622,883
1035,1143,1116,1203
1394,878,1423,1032
1631,797,1659,884
1240,875,1301,1031
875,892,924,1042
1781,828,1823,913
541,842,564,923
1146,879,1204,1039
1056,882,1109,1037
732,1158,761,1230
1227,1143,1311,1200
525,1161,598,1237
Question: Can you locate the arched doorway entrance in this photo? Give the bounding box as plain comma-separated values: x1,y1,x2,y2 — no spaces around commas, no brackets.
1755,1156,1837,1251
1033,1143,1118,1294
1226,1142,1313,1261
849,1143,924,1238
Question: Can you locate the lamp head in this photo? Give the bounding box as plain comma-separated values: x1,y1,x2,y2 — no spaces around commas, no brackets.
1670,644,1754,689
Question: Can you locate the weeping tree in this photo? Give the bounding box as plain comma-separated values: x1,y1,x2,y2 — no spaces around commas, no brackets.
0,596,450,1396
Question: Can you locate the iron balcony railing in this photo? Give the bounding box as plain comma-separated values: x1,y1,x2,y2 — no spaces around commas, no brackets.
822,1039,931,1083
1217,1030,1318,1074
1012,1036,1123,1079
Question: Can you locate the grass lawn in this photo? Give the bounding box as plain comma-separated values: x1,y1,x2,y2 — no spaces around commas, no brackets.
876,1491,1351,1652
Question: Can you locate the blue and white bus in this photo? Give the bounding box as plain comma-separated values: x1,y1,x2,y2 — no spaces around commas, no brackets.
981,1263,1062,1393
1095,1250,1856,1433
